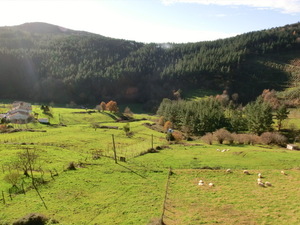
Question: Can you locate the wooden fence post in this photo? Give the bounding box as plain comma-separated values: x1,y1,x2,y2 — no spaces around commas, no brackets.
151,134,154,149
112,134,117,163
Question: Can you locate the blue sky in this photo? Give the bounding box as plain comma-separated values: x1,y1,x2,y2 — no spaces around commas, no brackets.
0,0,299,43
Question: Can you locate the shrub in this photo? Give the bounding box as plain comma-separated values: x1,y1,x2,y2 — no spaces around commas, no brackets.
166,132,175,142
0,124,8,133
4,171,21,187
124,106,133,117
260,132,287,146
172,131,184,143
201,132,214,145
67,162,76,170
164,121,173,132
12,213,58,225
243,134,260,145
123,123,131,136
231,133,244,144
213,128,232,144
158,116,165,126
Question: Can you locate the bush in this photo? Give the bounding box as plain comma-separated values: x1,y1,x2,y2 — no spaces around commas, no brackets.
213,128,232,144
158,116,165,126
231,133,244,144
164,121,173,132
166,132,175,142
4,171,20,187
13,213,58,225
201,133,214,145
244,134,260,145
172,131,184,143
67,162,76,170
0,124,8,133
260,132,287,146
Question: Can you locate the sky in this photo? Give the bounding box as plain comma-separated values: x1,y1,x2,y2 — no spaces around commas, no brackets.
0,0,299,43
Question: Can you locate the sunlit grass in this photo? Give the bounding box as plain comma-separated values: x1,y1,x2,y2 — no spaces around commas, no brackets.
0,105,300,224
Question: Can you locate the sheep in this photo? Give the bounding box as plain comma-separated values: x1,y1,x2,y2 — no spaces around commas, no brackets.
198,180,204,186
226,169,232,173
243,170,250,175
265,181,272,186
258,182,265,187
257,178,262,183
208,182,214,187
281,170,287,175
258,173,263,178
216,149,220,151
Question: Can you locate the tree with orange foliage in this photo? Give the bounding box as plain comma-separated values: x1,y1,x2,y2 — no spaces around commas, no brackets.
164,121,173,132
99,101,106,111
106,100,119,113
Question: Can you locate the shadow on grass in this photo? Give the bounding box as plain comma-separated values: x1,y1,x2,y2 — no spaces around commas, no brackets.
100,111,119,121
117,163,147,179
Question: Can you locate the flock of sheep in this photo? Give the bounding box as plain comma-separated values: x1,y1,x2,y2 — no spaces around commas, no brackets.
198,169,287,188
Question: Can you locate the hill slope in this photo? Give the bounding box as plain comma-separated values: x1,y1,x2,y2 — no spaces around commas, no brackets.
0,22,299,106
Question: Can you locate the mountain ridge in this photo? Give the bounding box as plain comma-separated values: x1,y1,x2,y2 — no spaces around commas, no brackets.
0,22,299,108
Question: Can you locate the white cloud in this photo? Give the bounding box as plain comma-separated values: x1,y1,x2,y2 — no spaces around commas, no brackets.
161,0,300,14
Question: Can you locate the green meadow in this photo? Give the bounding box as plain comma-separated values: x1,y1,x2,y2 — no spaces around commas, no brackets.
0,106,300,224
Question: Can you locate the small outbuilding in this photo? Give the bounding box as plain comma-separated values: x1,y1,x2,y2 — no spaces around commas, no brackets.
38,118,50,124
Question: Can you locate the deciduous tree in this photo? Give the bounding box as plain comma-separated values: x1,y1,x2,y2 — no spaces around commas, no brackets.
106,101,118,113
99,101,106,112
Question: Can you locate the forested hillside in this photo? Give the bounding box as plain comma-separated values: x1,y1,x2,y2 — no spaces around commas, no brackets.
0,22,299,107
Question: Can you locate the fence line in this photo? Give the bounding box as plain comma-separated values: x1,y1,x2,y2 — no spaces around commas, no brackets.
160,167,173,225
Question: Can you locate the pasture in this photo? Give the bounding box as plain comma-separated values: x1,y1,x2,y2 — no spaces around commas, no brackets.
0,105,299,224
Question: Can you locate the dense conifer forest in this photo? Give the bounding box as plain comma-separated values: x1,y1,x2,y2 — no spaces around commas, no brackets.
0,22,299,107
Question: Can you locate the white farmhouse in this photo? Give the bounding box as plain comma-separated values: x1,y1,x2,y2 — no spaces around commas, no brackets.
5,101,32,124
6,111,31,123
12,101,32,112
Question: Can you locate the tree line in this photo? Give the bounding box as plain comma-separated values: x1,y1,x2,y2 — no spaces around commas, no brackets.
156,90,289,137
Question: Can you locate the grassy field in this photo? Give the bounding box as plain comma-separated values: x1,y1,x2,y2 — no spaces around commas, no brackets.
0,105,300,224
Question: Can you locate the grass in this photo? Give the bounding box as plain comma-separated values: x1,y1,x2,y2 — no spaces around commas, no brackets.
183,88,219,101
164,168,300,225
284,108,300,129
0,105,300,224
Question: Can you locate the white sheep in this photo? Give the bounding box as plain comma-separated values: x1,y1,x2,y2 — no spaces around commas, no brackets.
208,182,214,187
265,181,272,186
258,173,263,178
243,170,250,175
257,178,262,183
226,169,232,173
281,170,286,175
198,180,204,186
